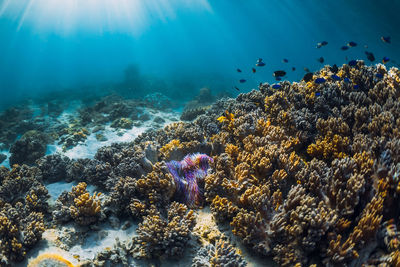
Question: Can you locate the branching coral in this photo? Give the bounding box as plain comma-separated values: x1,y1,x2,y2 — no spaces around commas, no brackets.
133,202,196,259
192,238,247,267
54,182,102,226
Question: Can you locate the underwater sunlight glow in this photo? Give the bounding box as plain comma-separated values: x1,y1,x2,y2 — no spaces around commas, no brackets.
0,0,213,35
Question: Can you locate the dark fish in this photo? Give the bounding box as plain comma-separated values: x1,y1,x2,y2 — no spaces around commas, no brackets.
239,79,246,83
252,68,256,73
237,68,242,72
343,77,351,83
347,41,357,47
330,64,339,73
303,72,314,82
283,58,289,63
234,86,240,91
382,56,390,64
316,41,328,48
341,46,349,51
275,77,282,81
331,74,341,81
292,67,296,71
304,67,310,72
257,58,263,63
256,62,266,67
273,70,286,77
317,57,324,63
272,84,281,89
381,36,391,43
365,51,375,62
375,73,383,78
348,60,357,66
314,77,326,84
315,92,321,97
353,84,359,89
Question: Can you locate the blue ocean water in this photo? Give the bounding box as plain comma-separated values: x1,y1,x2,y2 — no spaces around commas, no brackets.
0,0,399,108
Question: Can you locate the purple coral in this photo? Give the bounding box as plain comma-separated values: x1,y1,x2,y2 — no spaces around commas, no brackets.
166,153,213,206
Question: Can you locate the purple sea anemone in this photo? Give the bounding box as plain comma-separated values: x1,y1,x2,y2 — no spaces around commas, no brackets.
166,153,213,206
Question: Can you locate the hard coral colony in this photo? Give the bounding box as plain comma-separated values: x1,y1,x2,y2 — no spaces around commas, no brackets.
1,62,400,266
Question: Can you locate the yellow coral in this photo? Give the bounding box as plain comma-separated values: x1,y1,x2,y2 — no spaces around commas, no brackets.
28,253,74,267
217,110,234,123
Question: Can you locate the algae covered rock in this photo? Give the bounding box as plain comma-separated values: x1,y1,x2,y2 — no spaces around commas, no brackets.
111,117,133,129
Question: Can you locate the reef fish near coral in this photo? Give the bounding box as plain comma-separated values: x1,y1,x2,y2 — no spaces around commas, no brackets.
166,153,213,206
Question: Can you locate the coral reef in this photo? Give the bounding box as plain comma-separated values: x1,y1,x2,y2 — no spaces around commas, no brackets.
1,62,400,266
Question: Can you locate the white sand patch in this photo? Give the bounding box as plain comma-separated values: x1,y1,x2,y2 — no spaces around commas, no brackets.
46,107,181,160
69,224,136,260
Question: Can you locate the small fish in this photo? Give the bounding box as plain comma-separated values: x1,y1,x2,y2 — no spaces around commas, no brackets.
381,36,391,43
382,56,390,64
237,68,242,73
330,64,339,73
341,46,349,51
314,77,326,84
365,51,375,62
348,60,357,66
272,84,281,89
283,58,289,63
317,57,324,63
315,92,321,96
252,68,256,73
347,41,357,47
331,74,341,81
375,73,384,79
257,58,263,63
275,77,282,81
292,67,296,71
239,79,246,83
234,86,240,91
303,72,314,82
364,44,368,49
316,41,328,48
256,62,266,67
343,77,351,83
304,67,310,72
353,84,359,89
273,70,286,77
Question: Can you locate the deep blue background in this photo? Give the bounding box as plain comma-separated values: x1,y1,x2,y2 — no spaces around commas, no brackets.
0,0,399,108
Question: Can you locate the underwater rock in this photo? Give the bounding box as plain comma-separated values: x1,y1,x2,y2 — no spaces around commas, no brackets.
9,130,50,165
0,153,6,164
110,117,133,130
144,92,173,110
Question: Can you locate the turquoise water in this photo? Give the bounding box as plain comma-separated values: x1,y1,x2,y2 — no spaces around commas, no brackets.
0,0,399,107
